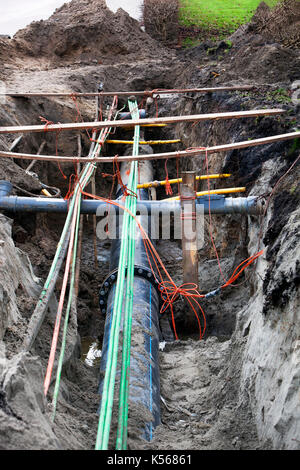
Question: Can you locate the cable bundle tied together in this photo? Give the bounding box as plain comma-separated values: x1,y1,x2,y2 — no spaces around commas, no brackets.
95,98,140,451
40,96,119,418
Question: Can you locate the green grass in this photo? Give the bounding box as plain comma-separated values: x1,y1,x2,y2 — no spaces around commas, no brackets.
180,0,280,36
266,88,292,104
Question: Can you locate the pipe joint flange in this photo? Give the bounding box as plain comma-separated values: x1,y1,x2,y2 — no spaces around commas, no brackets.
99,265,160,315
133,264,160,292
99,268,119,315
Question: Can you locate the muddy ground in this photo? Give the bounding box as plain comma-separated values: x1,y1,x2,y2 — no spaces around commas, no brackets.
0,0,299,451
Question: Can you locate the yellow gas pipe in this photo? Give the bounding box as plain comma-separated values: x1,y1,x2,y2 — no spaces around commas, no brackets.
137,173,232,189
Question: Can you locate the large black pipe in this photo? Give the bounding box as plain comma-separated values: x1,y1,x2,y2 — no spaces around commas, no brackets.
99,186,162,441
100,277,161,440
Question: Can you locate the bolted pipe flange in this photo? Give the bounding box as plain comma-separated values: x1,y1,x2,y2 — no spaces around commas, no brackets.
99,265,160,315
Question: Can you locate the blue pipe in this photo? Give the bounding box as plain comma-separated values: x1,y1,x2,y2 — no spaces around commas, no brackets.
0,180,13,198
0,181,260,215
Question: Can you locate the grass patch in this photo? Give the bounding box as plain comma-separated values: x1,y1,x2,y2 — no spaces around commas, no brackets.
182,37,202,48
266,88,292,104
179,0,280,38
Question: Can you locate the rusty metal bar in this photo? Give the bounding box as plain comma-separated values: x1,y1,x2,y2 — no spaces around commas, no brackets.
0,85,256,99
0,109,285,135
1,130,298,164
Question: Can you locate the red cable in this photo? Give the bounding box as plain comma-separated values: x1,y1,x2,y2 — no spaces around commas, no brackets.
44,191,81,396
79,188,263,340
44,98,119,395
164,159,173,196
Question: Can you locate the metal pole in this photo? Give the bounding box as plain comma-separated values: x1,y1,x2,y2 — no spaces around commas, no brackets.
0,109,285,135
0,85,255,99
1,130,298,164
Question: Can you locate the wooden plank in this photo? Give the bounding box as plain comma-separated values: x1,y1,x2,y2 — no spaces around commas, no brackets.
0,109,284,135
181,172,198,286
0,85,255,99
181,172,199,331
0,131,298,164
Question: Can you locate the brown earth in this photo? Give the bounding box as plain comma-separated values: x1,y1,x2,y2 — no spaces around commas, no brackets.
249,0,300,49
1,0,172,70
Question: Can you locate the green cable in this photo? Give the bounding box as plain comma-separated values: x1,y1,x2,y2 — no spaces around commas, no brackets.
96,181,132,448
24,146,99,350
35,111,117,306
29,136,101,306
116,99,139,450
115,173,137,449
49,118,116,419
51,193,82,421
95,201,130,449
95,99,140,450
24,111,117,351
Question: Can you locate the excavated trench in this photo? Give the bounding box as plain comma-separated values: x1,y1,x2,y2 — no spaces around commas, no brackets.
0,0,299,452
0,53,299,449
2,93,251,450
0,91,186,448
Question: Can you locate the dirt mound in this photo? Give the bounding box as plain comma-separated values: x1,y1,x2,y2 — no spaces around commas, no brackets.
0,37,30,73
178,4,300,86
249,0,300,49
12,0,168,65
178,1,300,86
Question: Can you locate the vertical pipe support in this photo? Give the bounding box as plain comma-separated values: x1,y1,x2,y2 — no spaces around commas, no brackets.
181,171,198,287
181,171,199,330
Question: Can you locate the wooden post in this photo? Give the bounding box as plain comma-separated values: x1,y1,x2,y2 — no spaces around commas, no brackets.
181,171,199,330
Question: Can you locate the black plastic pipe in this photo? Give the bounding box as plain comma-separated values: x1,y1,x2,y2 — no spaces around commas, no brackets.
118,110,146,120
99,188,161,441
